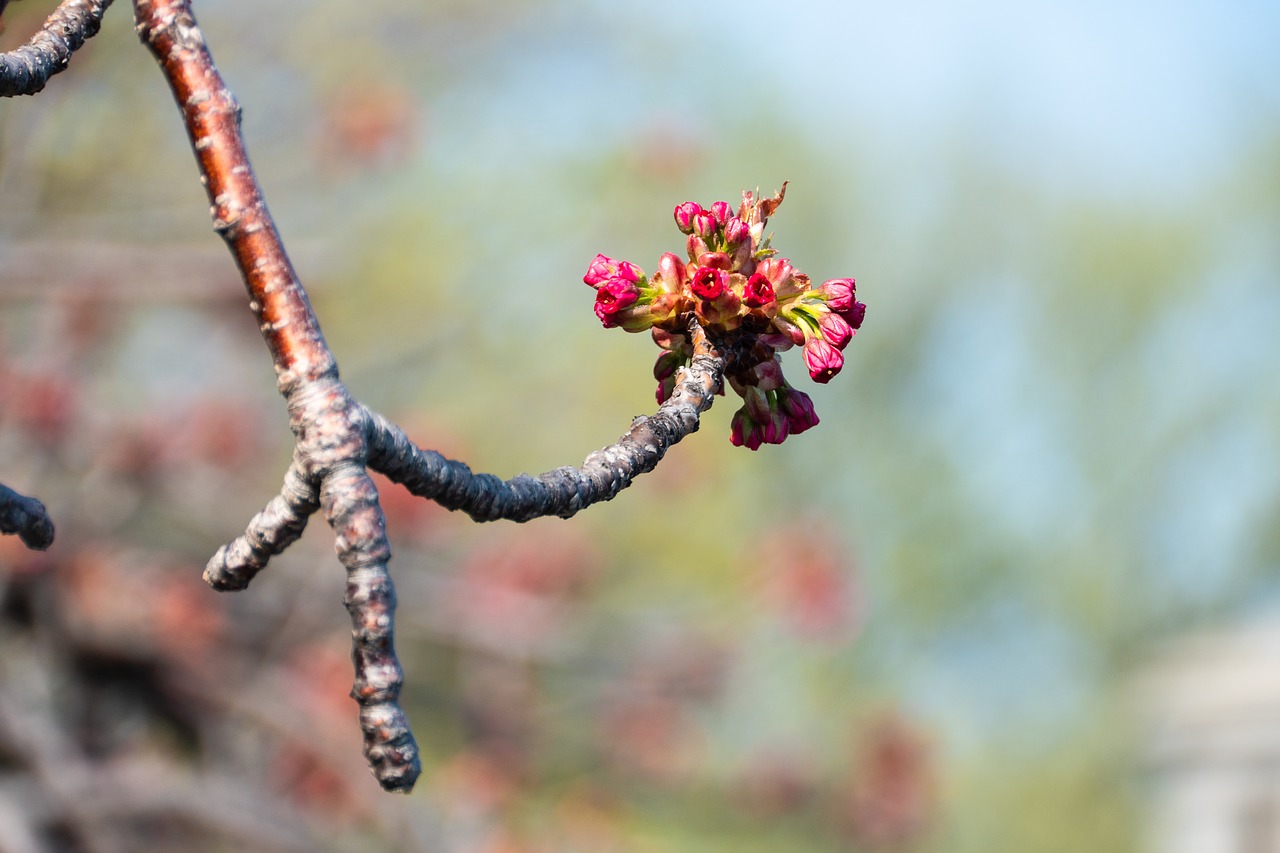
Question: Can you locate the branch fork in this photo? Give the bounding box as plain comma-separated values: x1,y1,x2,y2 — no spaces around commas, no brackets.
131,0,732,793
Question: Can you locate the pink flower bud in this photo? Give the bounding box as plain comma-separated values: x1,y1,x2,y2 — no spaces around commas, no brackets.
673,202,703,234
744,273,776,308
761,408,790,445
730,408,764,451
725,217,753,269
655,252,687,294
691,266,728,300
803,338,844,384
696,251,732,270
753,357,785,391
779,388,819,434
818,278,856,312
817,311,854,351
710,201,733,225
584,254,643,288
724,217,749,245
742,385,770,424
593,278,641,327
686,233,711,261
841,300,866,330
692,211,718,240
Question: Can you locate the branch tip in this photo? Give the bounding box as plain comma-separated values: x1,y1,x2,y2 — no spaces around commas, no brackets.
0,484,55,551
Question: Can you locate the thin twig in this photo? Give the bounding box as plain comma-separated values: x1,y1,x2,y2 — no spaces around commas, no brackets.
204,451,319,591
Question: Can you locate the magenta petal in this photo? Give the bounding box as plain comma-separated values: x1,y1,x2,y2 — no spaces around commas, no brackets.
744,273,776,308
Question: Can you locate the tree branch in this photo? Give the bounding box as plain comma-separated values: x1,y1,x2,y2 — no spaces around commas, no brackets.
0,0,114,98
0,482,54,549
366,320,724,523
132,0,730,793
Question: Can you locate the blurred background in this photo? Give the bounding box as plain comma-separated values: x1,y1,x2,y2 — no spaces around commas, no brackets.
2,0,1279,850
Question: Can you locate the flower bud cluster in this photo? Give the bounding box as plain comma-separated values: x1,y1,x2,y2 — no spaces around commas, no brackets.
583,185,864,449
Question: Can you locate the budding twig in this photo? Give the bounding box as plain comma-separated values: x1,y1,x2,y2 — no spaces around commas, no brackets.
0,0,114,98
367,321,724,522
132,0,726,793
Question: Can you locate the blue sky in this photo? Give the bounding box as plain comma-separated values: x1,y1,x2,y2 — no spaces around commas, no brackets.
549,0,1280,195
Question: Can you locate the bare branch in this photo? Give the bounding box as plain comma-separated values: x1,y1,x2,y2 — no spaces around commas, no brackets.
0,0,114,98
366,321,726,523
0,482,54,550
321,463,419,793
133,0,334,393
203,452,319,591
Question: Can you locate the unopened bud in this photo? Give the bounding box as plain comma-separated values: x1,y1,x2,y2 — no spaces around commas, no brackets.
655,252,688,294
753,356,785,391
741,384,771,424
584,254,643,288
761,408,790,445
779,387,819,434
818,278,856,312
696,251,732,270
842,300,866,330
817,310,854,351
802,338,844,384
674,202,703,234
730,407,765,451
692,211,718,240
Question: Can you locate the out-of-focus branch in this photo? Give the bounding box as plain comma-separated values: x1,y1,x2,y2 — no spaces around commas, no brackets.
132,0,731,795
1,0,118,546
0,0,114,98
0,483,54,550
